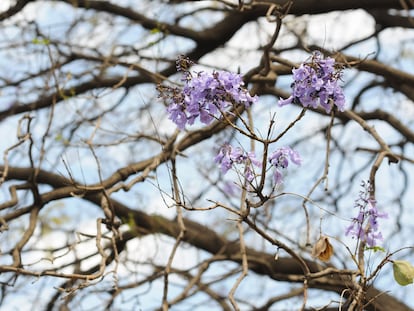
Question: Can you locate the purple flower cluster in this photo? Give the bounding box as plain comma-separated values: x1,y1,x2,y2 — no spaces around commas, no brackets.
215,145,301,185
345,181,387,247
268,147,301,184
278,51,345,113
161,56,258,129
214,144,261,182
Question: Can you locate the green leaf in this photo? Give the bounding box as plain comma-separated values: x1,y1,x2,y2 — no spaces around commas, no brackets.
55,133,63,141
150,27,161,34
392,260,414,286
32,37,50,45
366,246,385,252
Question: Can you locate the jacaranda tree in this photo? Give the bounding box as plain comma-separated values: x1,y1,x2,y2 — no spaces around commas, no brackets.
0,1,414,310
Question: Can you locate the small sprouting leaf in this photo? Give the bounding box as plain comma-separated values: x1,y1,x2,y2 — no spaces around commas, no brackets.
392,260,414,286
312,236,334,262
150,27,161,34
32,37,50,45
366,245,385,252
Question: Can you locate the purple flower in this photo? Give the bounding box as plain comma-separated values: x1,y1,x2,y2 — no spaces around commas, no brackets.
166,103,187,130
268,147,301,184
278,96,294,107
214,144,234,174
215,144,262,182
247,151,262,168
278,51,345,113
345,181,388,247
160,57,258,129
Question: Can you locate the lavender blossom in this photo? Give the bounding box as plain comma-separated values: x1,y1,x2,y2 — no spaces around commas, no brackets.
160,56,258,129
214,144,262,182
278,51,345,113
268,147,301,184
345,181,387,247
